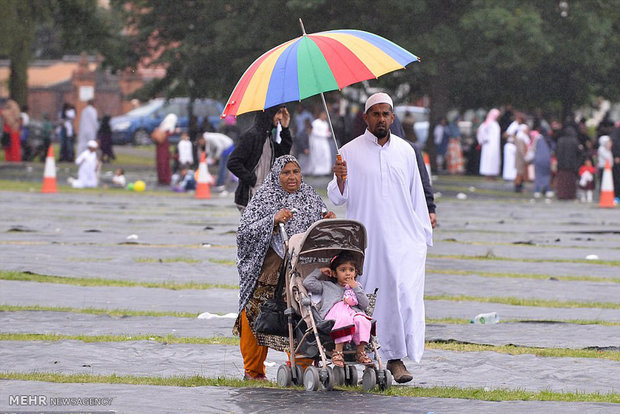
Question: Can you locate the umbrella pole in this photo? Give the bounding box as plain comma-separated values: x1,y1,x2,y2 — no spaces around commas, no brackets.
320,92,346,180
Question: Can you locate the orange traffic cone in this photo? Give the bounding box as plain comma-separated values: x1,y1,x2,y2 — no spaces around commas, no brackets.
599,160,615,208
42,146,57,193
423,151,432,185
195,152,212,199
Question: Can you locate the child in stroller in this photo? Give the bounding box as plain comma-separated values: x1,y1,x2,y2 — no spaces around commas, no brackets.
302,251,374,368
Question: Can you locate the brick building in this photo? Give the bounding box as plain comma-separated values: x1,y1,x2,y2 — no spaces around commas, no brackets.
0,53,162,125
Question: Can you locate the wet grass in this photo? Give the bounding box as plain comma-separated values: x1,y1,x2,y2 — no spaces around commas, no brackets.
439,237,620,251
0,305,201,318
425,294,620,309
0,270,238,290
0,333,238,345
65,257,115,262
1,372,618,403
428,268,620,283
133,256,202,264
2,334,618,361
428,253,620,267
426,340,620,361
379,385,620,403
1,304,616,326
0,178,176,196
208,258,236,266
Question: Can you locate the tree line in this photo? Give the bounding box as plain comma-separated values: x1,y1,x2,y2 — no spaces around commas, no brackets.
2,0,618,131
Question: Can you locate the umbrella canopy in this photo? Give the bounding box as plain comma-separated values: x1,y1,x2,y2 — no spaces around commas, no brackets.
221,29,418,118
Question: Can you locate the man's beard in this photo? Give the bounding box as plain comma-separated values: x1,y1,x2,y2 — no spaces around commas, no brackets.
374,127,388,139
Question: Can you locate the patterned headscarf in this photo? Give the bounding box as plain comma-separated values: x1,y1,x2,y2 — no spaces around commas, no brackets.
236,154,327,312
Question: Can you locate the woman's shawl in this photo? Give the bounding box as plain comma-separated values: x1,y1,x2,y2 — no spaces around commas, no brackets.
236,155,327,312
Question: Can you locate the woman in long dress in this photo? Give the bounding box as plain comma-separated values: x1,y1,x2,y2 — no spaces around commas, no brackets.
234,155,335,380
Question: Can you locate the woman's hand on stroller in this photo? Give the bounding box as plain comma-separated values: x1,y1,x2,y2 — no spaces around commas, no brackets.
274,208,294,226
322,210,336,219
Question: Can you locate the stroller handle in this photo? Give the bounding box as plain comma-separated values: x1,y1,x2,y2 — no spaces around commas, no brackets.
278,222,289,243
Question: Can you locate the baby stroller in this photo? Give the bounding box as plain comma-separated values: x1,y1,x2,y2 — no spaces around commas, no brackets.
274,218,392,392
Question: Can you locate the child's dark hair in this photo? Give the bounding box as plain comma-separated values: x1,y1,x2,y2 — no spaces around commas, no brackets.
329,251,359,273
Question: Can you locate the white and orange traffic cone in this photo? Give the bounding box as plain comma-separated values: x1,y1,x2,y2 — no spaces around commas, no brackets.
599,160,615,208
195,152,212,199
42,146,57,193
423,151,432,185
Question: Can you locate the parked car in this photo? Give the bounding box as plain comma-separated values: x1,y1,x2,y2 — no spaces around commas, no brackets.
394,105,430,146
110,98,223,145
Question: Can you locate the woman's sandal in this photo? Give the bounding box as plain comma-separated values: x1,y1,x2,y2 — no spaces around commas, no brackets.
331,351,345,367
355,350,374,366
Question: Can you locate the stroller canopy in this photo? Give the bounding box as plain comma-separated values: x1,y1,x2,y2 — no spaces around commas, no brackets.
289,219,367,273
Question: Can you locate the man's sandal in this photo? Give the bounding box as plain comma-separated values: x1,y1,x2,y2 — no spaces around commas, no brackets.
331,351,345,367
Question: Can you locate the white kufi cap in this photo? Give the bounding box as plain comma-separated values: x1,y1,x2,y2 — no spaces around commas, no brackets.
87,140,98,149
365,92,393,113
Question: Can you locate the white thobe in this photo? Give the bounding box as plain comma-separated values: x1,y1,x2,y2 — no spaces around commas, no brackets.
502,142,517,181
309,118,332,175
177,139,194,166
77,105,98,155
477,121,501,176
327,130,433,363
72,150,99,188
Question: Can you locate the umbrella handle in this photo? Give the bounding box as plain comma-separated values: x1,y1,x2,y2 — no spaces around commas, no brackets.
337,154,346,181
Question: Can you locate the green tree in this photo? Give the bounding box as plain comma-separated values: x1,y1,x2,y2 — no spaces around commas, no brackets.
0,0,116,106
106,0,619,154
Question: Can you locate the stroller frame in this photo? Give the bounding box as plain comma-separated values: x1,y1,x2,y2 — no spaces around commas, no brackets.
275,219,392,391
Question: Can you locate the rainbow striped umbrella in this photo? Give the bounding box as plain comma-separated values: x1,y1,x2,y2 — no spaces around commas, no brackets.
221,26,419,119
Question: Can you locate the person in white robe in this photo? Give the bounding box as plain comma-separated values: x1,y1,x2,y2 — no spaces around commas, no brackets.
309,111,332,175
177,132,194,168
70,140,99,188
502,137,517,181
76,100,98,155
328,93,432,384
477,108,501,177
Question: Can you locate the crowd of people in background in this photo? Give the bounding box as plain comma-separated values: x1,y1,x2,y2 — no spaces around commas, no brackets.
460,105,620,203
3,96,620,205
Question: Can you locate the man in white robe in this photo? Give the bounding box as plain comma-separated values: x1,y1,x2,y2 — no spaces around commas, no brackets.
76,100,98,155
328,93,433,383
477,108,501,177
309,111,332,175
70,140,99,188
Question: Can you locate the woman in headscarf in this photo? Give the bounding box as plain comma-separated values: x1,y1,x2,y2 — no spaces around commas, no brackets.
531,129,554,198
2,100,22,162
555,125,582,200
155,113,177,185
98,115,115,163
227,105,292,213
477,108,501,178
233,154,335,380
514,124,531,192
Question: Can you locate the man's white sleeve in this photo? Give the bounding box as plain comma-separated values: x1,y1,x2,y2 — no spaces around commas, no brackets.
327,175,348,206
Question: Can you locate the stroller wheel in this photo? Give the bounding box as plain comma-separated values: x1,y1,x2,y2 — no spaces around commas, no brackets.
377,369,392,391
362,367,377,392
345,364,359,386
332,366,346,386
276,364,292,387
320,366,335,391
303,366,320,392
292,364,304,386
